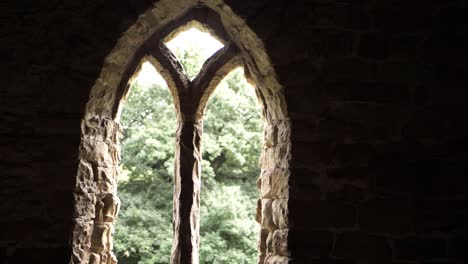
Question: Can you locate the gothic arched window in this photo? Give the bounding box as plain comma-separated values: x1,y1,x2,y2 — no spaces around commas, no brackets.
72,4,290,264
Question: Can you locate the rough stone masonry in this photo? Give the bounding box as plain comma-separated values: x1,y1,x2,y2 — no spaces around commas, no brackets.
1,0,468,263
72,2,291,263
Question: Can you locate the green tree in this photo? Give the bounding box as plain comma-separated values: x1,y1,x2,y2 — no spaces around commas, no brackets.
114,81,176,264
114,42,263,264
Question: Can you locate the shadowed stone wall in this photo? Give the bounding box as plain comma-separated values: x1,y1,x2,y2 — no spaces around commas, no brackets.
2,0,468,263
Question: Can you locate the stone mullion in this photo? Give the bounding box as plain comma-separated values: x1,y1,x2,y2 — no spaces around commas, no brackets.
191,43,237,91
171,119,203,264
151,40,205,264
150,43,190,91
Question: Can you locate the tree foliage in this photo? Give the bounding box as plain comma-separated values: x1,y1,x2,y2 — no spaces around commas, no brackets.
114,43,263,264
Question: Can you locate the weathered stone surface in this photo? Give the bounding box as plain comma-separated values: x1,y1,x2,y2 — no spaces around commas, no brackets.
271,229,288,256
265,124,279,147
79,139,115,166
90,223,111,252
272,199,288,229
261,199,276,230
73,116,122,264
264,255,289,264
71,219,93,263
95,193,120,223
89,253,100,264
259,228,269,254
73,193,97,219
256,198,262,223
94,166,117,193
260,168,289,199
171,120,203,264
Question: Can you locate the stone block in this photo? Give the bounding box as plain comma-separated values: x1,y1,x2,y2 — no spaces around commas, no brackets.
71,245,89,264
103,119,122,144
109,252,118,264
81,116,106,138
95,193,120,223
327,166,370,185
289,201,355,229
266,230,274,254
256,198,262,223
94,166,117,193
260,167,289,199
71,219,93,253
288,230,334,259
89,253,100,264
90,223,111,252
326,102,409,142
77,160,94,184
333,232,391,262
360,198,412,235
327,183,366,203
73,193,97,219
290,140,334,168
289,168,322,201
259,228,269,254
289,167,320,185
80,138,112,166
272,229,288,256
265,255,289,264
260,143,291,168
277,121,290,144
272,198,288,229
332,143,374,167
264,124,279,147
258,252,266,264
261,199,276,230
327,165,370,201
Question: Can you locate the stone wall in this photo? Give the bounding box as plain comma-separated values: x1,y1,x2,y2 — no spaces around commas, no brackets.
72,116,121,264
258,120,291,264
2,0,468,263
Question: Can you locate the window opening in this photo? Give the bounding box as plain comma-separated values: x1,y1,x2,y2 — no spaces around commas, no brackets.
200,67,262,263
114,61,176,264
165,26,224,80
114,26,262,264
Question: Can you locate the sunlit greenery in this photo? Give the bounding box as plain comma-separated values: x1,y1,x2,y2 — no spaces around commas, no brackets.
114,41,263,264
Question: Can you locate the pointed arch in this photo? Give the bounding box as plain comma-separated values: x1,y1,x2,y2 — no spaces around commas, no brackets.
72,1,291,264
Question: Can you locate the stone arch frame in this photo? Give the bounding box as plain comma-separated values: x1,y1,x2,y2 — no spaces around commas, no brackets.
71,1,291,264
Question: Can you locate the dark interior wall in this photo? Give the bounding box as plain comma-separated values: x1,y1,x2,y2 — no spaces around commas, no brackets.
1,0,467,263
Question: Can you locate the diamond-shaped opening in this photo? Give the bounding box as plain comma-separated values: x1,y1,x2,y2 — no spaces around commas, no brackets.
165,22,224,80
